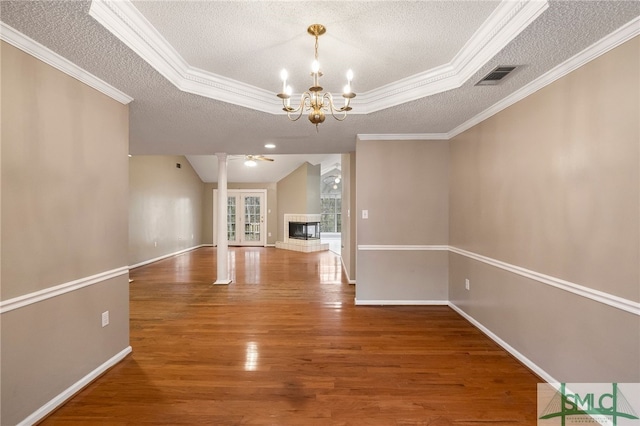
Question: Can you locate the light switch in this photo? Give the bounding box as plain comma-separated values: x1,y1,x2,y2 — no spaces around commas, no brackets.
362,210,368,219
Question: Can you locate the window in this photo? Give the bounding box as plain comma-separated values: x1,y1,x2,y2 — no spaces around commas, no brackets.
321,194,341,233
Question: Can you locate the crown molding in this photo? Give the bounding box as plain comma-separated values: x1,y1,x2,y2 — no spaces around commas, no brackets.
357,134,450,141
0,22,133,105
358,0,549,114
88,0,547,115
363,16,640,143
88,0,279,114
448,14,640,139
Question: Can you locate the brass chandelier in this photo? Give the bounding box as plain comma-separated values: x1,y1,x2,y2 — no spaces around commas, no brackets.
277,24,356,130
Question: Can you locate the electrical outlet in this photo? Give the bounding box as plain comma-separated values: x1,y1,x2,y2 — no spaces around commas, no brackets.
268,232,272,237
465,279,470,290
362,209,369,219
101,311,110,327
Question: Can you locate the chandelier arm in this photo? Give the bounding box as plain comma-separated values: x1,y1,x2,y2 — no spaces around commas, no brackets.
283,93,311,122
276,24,355,129
323,92,348,121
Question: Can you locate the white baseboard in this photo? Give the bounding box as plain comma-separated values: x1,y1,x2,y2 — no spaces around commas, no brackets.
447,302,556,383
340,256,356,284
354,299,448,306
18,346,132,426
129,245,208,269
350,298,556,383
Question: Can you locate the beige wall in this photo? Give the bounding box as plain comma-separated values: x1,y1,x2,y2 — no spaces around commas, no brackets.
276,162,321,241
203,182,278,245
449,36,639,382
129,156,204,266
355,139,449,301
1,42,130,424
306,163,321,214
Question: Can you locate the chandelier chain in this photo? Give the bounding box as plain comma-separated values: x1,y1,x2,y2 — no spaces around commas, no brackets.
314,34,319,62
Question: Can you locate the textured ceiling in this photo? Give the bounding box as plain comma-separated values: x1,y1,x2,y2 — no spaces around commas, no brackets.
131,0,499,93
1,1,639,183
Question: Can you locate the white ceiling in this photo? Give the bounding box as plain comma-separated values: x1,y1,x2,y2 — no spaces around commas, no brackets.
188,153,341,183
1,1,639,182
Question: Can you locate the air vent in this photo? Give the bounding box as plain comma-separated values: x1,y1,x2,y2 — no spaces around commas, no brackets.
476,66,517,86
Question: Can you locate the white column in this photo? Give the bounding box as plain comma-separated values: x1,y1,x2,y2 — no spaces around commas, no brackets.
214,153,232,285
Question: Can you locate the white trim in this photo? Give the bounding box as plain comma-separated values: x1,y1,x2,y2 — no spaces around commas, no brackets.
129,245,208,269
449,246,640,316
355,0,549,114
356,244,640,316
17,346,132,426
358,245,449,251
340,256,356,285
448,15,640,139
88,0,546,114
88,0,278,114
266,243,276,248
0,22,133,105
0,267,129,314
448,303,555,383
360,16,639,141
357,134,449,141
355,299,448,306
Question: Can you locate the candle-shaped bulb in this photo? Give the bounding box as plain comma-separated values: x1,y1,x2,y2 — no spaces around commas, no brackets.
280,69,288,93
312,60,320,74
343,84,351,95
285,85,292,106
346,69,354,83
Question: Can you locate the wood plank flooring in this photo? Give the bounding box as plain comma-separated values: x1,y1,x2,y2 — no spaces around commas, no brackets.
41,247,541,425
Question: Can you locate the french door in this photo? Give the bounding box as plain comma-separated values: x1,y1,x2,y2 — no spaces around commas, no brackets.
214,190,266,247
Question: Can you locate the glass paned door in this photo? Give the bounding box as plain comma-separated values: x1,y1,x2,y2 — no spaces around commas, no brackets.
227,195,238,244
243,196,261,242
215,190,266,247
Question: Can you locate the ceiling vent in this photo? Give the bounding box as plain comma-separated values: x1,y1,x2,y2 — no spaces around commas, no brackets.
476,66,517,86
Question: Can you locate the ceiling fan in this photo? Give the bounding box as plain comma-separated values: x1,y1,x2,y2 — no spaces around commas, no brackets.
243,155,274,167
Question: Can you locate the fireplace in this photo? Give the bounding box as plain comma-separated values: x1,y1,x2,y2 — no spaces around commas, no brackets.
276,214,328,252
289,221,320,241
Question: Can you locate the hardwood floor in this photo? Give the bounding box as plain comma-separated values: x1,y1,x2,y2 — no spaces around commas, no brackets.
41,247,540,425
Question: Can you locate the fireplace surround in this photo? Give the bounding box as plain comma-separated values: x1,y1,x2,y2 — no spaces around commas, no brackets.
276,214,329,252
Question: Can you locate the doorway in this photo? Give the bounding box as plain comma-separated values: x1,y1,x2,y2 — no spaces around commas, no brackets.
214,189,266,247
320,163,342,254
